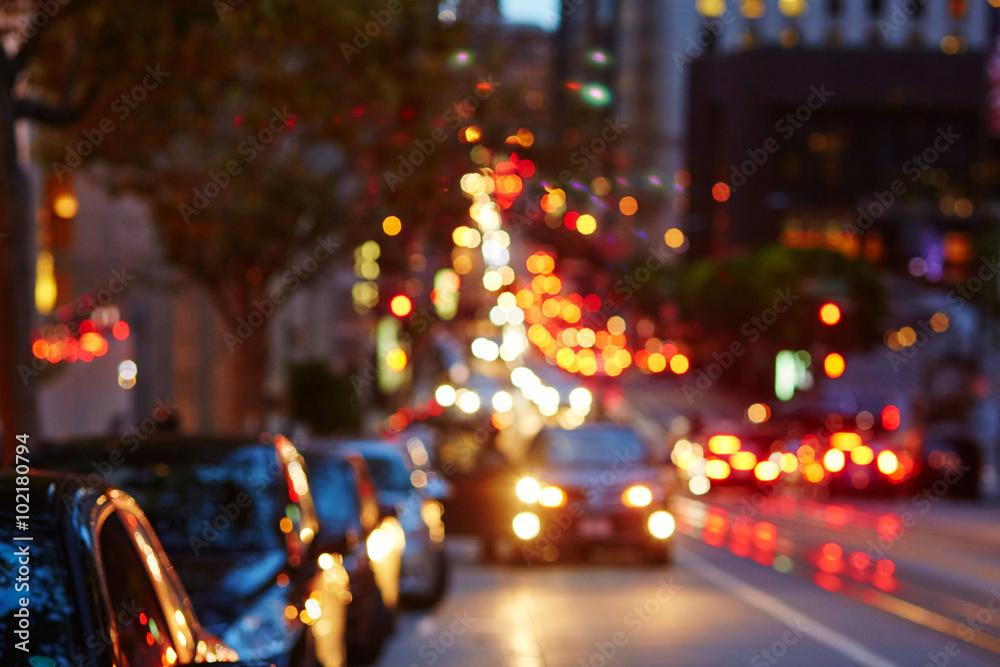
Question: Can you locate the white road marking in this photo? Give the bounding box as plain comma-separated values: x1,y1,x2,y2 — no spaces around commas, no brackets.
681,551,900,667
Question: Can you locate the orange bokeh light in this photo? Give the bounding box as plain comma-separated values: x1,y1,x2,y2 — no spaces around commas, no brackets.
819,303,841,325
824,353,845,378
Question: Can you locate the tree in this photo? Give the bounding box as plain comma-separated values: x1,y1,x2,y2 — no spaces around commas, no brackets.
2,0,491,454
677,246,887,392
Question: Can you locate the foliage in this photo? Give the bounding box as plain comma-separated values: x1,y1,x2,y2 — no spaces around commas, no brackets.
678,246,887,352
288,359,361,435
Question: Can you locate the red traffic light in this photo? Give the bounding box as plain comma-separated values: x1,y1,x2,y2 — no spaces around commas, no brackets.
390,295,412,318
819,303,841,326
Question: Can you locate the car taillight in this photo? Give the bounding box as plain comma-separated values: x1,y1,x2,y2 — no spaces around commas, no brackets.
754,461,780,481
823,449,846,472
877,450,899,475
705,459,731,480
850,445,874,465
831,432,861,450
708,435,740,455
730,451,757,471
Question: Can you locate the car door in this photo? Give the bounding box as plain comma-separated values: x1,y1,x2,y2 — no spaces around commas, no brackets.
93,502,190,667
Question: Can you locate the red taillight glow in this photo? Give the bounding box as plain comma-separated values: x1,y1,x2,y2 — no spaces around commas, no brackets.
754,461,780,482
705,459,731,480
823,449,846,472
877,450,899,475
708,435,740,455
831,432,861,450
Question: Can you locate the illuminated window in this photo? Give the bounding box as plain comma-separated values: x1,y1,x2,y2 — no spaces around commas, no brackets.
948,0,966,18
779,0,806,17
697,0,726,16
741,0,764,18
780,27,800,47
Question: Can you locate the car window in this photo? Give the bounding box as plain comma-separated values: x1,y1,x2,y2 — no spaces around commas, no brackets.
541,429,646,465
307,458,360,532
0,516,84,665
363,454,412,493
98,510,176,667
107,447,285,555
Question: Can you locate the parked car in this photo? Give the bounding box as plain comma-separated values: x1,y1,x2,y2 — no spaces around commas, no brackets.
513,424,676,564
0,470,273,666
341,441,449,608
301,447,404,665
38,434,350,667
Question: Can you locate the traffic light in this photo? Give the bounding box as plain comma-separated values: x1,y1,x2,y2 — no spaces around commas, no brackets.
389,294,412,318
819,302,841,326
37,174,77,314
823,353,845,378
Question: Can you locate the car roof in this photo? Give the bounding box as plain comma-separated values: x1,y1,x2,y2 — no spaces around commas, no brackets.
38,434,271,466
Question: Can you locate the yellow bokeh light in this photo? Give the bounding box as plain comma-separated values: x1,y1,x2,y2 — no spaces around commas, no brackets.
670,354,690,374
577,214,597,235
382,216,401,236
664,228,685,248
53,193,79,218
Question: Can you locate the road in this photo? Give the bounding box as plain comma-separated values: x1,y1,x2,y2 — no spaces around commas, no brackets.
377,492,1000,667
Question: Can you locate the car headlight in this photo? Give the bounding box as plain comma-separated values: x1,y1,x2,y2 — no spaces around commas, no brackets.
648,511,675,539
512,512,540,539
538,486,565,507
516,477,541,503
622,485,652,507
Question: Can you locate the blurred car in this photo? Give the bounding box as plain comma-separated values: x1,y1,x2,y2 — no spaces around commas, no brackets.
918,424,981,499
799,429,916,496
0,470,272,666
513,424,676,564
345,441,449,608
38,435,350,667
698,431,788,488
301,447,404,665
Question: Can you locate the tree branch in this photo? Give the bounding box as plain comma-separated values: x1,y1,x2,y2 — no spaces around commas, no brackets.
13,84,98,124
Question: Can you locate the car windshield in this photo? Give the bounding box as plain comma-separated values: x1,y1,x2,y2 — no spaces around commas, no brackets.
363,454,412,494
306,458,360,533
0,517,85,664
105,447,285,555
542,429,646,466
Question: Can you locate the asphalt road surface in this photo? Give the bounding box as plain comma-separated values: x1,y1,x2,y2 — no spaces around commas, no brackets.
377,495,1000,667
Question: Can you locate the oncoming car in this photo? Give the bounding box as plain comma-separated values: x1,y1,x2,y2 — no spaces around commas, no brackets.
511,424,675,565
